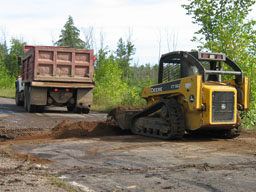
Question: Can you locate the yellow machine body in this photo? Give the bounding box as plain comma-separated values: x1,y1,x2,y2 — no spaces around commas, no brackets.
109,51,249,139
142,75,249,131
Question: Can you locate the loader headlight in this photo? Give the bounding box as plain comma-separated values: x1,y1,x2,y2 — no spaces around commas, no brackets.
221,103,226,110
189,94,195,103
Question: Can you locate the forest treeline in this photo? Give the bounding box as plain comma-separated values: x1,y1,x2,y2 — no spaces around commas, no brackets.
1,0,256,127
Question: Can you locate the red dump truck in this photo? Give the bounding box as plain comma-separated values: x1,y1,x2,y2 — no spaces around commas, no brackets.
15,45,95,113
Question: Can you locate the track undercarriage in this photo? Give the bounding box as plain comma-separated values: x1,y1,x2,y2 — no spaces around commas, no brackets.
108,99,185,140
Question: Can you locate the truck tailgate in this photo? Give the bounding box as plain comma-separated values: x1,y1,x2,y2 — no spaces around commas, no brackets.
22,46,94,83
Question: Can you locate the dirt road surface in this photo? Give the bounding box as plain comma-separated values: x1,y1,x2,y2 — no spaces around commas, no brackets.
0,97,256,192
0,97,106,139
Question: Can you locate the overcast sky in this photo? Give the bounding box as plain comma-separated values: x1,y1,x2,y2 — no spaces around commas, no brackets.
0,0,255,65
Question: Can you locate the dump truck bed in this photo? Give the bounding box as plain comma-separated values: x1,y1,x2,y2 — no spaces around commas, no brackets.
22,46,94,83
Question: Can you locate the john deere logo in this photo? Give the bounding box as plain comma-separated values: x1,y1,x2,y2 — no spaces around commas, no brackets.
151,80,181,93
151,87,163,93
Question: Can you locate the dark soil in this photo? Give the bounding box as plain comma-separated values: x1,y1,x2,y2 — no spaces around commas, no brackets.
51,120,127,139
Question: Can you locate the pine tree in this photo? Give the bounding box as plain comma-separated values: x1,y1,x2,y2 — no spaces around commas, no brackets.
55,16,85,49
115,38,135,80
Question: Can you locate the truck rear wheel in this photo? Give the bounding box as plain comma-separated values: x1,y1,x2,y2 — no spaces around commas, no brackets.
67,105,75,112
36,106,44,113
24,85,36,113
81,108,90,114
15,91,23,106
23,86,28,111
73,107,90,114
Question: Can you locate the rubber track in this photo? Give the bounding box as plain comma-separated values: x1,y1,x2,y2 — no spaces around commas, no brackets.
131,99,185,140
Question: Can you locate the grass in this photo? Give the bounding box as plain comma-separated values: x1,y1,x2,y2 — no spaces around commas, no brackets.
91,103,119,113
91,100,146,113
91,105,113,113
0,87,15,98
47,175,82,192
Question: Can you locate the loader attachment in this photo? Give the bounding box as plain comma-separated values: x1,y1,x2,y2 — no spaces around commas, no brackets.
107,99,186,140
107,107,142,130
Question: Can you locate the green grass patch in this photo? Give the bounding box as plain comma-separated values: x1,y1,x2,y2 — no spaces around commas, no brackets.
0,87,15,98
92,99,146,113
91,104,116,113
47,175,82,192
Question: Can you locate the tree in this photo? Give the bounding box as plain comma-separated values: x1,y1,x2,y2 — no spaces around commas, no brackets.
55,16,85,49
115,38,135,80
0,42,8,64
182,0,256,126
116,38,127,69
182,0,256,54
5,38,26,77
0,41,16,88
0,28,20,88
94,48,109,82
94,47,128,106
0,27,8,67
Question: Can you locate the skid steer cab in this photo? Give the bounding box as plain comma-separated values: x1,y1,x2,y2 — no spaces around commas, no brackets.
109,51,249,139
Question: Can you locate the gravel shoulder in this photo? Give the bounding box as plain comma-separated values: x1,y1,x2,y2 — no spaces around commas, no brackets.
0,151,81,192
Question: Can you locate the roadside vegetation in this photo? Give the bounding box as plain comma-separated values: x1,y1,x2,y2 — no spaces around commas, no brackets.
0,1,256,128
0,87,15,98
182,0,256,128
54,16,157,110
0,38,24,97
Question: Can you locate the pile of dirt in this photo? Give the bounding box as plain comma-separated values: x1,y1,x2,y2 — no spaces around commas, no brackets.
0,128,50,140
0,149,53,165
0,119,129,141
51,120,127,139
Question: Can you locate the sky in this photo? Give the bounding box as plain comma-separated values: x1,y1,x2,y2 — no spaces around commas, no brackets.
0,0,255,65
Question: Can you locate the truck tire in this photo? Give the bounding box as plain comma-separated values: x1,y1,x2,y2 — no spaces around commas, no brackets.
15,91,23,106
73,107,90,114
24,85,36,113
23,86,28,111
82,108,90,114
36,106,44,113
67,105,74,112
